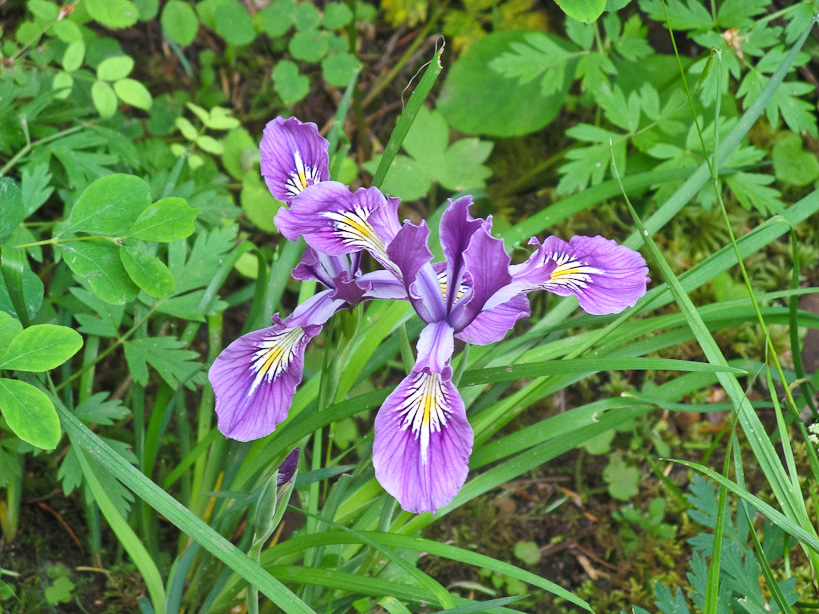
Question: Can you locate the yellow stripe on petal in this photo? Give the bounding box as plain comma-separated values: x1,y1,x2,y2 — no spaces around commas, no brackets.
543,253,602,292
395,371,449,465
322,207,390,262
248,326,305,395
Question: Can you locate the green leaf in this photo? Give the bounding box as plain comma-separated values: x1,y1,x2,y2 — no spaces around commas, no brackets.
291,1,320,29
0,265,44,324
221,127,256,180
0,313,23,355
195,134,223,154
554,0,605,22
61,40,86,72
74,392,129,426
364,155,431,201
724,172,784,216
0,179,25,240
52,71,74,99
640,0,712,31
513,541,541,565
67,174,151,235
289,28,329,62
439,30,572,136
162,0,199,45
205,107,240,130
175,116,198,140
113,78,152,110
258,0,294,37
241,173,282,232
28,0,59,19
97,55,134,81
134,0,159,20
0,378,61,449
772,134,819,187
213,0,255,45
60,240,140,305
91,80,118,118
85,0,140,28
128,197,199,242
321,51,362,87
124,336,202,388
603,454,640,500
272,60,309,105
120,246,176,298
0,325,82,372
322,2,352,28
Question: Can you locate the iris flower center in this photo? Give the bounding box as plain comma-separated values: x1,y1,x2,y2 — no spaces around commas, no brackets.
249,326,305,393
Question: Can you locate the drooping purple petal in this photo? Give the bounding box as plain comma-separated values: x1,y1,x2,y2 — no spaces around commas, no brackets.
372,322,471,514
386,221,447,323
260,117,330,204
449,223,513,332
209,315,322,441
358,270,409,301
456,294,530,345
287,288,347,328
291,246,335,287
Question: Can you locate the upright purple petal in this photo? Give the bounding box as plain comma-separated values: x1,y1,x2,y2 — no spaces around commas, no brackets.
456,295,530,345
275,182,401,272
210,315,322,441
260,117,330,204
373,322,472,513
438,196,484,311
386,221,447,323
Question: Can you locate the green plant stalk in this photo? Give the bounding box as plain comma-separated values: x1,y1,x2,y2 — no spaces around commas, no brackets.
704,421,731,614
77,335,100,404
789,229,816,416
0,124,85,176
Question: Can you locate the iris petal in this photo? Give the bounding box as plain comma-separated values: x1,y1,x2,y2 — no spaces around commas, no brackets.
260,117,330,204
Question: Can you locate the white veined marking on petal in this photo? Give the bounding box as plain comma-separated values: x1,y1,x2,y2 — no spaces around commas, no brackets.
395,371,449,465
436,270,467,303
248,326,305,396
539,251,603,293
284,150,322,197
321,206,391,262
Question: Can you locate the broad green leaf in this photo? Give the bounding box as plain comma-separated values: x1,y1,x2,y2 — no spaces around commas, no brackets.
91,80,118,118
323,2,352,28
113,78,152,110
0,325,82,372
204,107,240,130
195,135,223,154
291,1,320,28
438,30,572,136
161,0,199,45
0,378,60,449
60,240,140,305
289,28,329,62
134,0,159,20
772,133,819,186
241,173,281,232
53,19,82,42
67,173,151,235
221,127,256,179
61,40,85,72
85,0,139,28
97,55,134,81
213,0,255,45
0,267,44,323
0,313,22,355
554,0,606,23
272,60,309,105
257,0,294,37
0,179,25,240
321,51,362,87
364,155,430,201
120,246,176,298
52,71,74,99
28,0,59,19
128,197,199,242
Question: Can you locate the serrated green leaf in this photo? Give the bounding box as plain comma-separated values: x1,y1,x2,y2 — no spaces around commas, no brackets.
554,0,605,23
67,173,151,235
97,55,134,80
91,80,118,118
438,138,493,192
74,392,129,426
127,197,198,242
168,226,237,294
640,0,712,31
62,40,85,72
162,0,199,45
0,179,25,240
113,78,152,110
120,245,176,297
0,325,82,372
272,60,309,105
60,240,140,305
85,0,139,28
124,336,201,388
724,172,784,216
0,378,60,449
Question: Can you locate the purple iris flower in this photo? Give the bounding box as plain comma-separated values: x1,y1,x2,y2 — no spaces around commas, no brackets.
260,116,330,204
371,196,649,513
209,248,405,441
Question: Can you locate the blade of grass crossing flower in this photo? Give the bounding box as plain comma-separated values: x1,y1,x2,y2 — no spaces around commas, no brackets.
371,45,443,189
610,150,819,561
73,446,167,613
56,401,317,614
328,70,359,172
